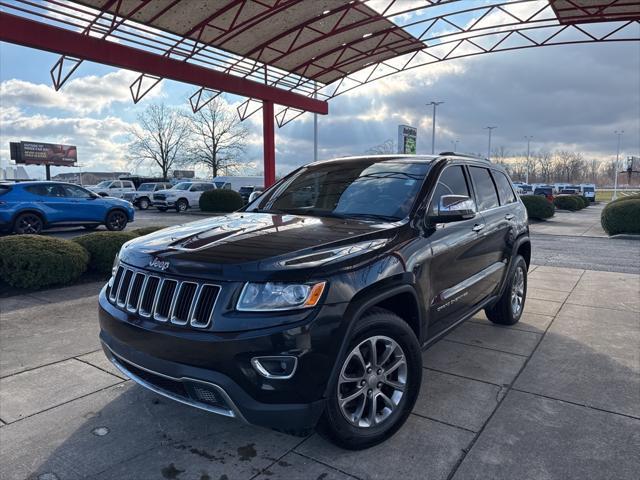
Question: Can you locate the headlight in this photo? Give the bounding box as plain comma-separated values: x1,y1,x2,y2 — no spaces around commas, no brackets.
108,252,120,287
237,282,326,311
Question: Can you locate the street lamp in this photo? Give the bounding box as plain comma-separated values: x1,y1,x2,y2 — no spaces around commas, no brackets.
484,126,497,161
524,136,533,184
427,101,444,154
613,130,624,200
451,139,459,151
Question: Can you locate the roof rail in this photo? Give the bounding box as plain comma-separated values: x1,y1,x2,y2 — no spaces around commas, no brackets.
438,151,490,162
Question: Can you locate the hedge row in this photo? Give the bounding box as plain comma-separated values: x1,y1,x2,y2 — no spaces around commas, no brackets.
521,195,555,220
601,197,640,235
199,189,244,212
553,194,589,211
0,225,168,290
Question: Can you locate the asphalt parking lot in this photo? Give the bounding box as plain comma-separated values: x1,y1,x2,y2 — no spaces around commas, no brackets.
1,264,639,480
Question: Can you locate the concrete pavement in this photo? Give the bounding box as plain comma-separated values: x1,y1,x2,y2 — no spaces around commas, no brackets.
1,266,639,480
528,203,607,238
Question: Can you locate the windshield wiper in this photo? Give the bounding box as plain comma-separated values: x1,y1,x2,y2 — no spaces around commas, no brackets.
335,213,401,222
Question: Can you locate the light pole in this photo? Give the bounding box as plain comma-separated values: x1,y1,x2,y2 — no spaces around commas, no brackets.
485,126,496,161
613,130,624,200
451,139,459,151
427,101,444,154
524,136,533,183
313,81,318,162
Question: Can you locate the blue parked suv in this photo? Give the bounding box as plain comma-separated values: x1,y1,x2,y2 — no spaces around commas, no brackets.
0,181,135,234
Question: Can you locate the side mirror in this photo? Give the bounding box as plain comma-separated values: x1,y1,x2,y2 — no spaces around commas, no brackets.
434,195,476,223
248,191,263,203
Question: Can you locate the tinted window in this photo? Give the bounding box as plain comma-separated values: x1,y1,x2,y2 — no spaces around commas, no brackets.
25,184,66,197
492,171,516,205
63,184,92,198
429,166,471,215
469,167,500,211
122,181,134,188
0,185,10,196
109,181,121,189
249,160,431,221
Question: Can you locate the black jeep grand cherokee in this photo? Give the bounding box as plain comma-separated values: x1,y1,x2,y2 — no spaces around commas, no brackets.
99,154,530,449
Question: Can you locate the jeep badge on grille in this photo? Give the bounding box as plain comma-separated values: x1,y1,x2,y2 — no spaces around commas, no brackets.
149,257,170,271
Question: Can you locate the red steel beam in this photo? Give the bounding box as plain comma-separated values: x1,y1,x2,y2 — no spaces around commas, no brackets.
0,12,328,114
262,100,276,187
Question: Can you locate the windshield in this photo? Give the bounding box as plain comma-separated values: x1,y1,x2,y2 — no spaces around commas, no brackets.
247,159,431,221
239,186,253,194
173,183,191,190
583,187,594,192
95,181,112,188
138,183,155,191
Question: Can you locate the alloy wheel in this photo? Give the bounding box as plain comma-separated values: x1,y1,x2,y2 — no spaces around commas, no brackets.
108,211,126,230
16,214,43,234
510,265,525,316
337,335,407,428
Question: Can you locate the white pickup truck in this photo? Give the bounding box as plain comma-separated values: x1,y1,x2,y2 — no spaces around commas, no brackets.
152,181,216,212
88,180,136,199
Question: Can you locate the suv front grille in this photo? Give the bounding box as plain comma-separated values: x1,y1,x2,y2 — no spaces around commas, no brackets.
109,265,220,329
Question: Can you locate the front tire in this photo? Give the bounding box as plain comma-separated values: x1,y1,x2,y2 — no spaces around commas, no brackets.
318,308,422,450
105,210,128,231
13,212,44,234
138,197,150,210
485,255,527,325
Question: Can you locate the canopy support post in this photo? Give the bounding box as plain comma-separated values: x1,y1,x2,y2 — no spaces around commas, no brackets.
263,100,276,187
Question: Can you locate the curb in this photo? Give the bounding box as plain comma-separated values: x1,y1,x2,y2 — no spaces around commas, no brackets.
609,234,640,241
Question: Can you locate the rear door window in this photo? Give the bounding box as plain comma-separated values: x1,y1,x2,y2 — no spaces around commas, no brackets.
492,171,517,205
469,167,500,211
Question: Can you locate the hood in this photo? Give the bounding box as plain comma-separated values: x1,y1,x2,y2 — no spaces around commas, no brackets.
119,212,402,280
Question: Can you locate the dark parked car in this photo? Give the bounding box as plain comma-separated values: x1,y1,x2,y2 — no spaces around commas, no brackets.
533,185,554,202
99,154,530,449
0,181,134,234
122,182,173,210
238,185,264,204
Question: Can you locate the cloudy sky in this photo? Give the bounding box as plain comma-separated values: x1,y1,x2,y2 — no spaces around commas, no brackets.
1,2,639,180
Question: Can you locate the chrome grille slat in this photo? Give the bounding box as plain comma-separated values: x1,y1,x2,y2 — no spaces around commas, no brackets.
107,266,220,330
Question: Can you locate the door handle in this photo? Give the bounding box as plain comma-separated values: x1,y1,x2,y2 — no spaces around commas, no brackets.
505,214,515,221
472,223,485,232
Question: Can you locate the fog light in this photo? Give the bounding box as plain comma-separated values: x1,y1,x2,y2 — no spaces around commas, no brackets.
251,356,298,379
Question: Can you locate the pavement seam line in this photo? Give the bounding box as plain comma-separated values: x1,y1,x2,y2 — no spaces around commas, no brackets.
0,348,102,379
467,317,551,334
510,387,640,421
410,411,478,434
73,355,128,380
2,379,128,426
291,450,364,480
439,338,531,358
444,268,587,480
423,366,503,388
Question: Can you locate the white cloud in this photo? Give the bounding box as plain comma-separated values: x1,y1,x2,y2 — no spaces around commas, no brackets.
0,69,163,115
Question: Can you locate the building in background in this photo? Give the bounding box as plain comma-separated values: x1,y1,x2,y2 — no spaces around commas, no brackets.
52,171,129,186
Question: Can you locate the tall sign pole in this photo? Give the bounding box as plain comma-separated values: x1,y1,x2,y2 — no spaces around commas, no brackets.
427,101,444,154
613,130,623,200
525,136,533,183
485,126,497,161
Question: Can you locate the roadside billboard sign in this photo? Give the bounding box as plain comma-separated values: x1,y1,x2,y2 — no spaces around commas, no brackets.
9,141,77,166
397,125,417,154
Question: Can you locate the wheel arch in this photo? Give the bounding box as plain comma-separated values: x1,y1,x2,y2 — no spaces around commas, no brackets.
12,208,46,226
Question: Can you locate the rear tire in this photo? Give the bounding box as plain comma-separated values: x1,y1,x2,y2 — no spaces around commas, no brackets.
318,308,422,450
485,255,527,325
175,199,188,212
13,212,44,234
105,210,128,231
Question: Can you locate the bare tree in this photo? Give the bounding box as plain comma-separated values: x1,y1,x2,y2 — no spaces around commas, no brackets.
536,150,553,183
366,139,395,154
183,98,248,177
128,104,191,179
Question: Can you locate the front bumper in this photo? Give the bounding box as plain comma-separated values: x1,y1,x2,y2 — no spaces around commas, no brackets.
98,287,344,430
152,200,175,208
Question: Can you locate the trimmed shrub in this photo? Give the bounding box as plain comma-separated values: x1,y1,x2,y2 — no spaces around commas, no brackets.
601,198,640,235
553,195,581,211
0,235,88,289
74,231,138,275
577,196,589,209
612,193,640,204
132,226,168,236
521,195,555,220
199,189,244,212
